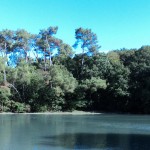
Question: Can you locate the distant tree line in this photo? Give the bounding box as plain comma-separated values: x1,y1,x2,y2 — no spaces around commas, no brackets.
0,27,150,113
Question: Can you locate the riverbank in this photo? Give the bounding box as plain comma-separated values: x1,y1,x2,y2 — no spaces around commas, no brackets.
0,110,102,115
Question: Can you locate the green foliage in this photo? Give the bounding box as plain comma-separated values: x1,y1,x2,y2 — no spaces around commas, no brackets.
0,86,11,112
0,27,150,114
80,77,107,93
73,77,107,110
55,43,74,65
107,63,130,97
74,27,100,53
37,65,78,111
0,29,14,53
13,29,32,62
107,51,120,64
10,101,30,113
74,27,100,77
15,61,35,85
36,26,62,67
0,86,11,102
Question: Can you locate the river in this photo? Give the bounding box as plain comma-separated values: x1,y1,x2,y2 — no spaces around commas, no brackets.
0,114,150,150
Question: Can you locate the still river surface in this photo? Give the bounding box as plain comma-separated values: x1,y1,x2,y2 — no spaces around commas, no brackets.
0,114,150,150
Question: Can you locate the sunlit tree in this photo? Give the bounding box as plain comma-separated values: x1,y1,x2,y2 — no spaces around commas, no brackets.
36,26,62,70
73,27,100,66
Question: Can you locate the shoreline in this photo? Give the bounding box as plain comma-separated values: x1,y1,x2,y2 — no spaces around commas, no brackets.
0,110,102,115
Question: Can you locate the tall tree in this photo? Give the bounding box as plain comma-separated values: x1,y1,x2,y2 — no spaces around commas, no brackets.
36,26,62,70
55,43,74,65
13,29,32,63
0,29,14,57
73,27,100,66
0,57,8,86
39,65,77,111
0,30,14,85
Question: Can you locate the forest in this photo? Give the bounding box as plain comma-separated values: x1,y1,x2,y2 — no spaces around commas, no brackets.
0,26,150,114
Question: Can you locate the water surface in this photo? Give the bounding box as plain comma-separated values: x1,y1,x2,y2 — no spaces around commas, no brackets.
0,114,150,150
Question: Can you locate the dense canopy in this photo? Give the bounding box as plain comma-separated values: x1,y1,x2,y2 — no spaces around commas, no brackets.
0,26,150,114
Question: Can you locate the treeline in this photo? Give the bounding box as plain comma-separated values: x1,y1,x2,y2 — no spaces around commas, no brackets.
0,27,150,113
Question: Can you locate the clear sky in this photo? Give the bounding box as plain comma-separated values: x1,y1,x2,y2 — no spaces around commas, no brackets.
0,0,150,52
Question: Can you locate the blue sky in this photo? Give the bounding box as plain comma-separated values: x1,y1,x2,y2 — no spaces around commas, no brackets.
0,0,150,52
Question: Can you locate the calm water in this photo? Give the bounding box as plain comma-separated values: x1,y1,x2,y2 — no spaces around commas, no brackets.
0,114,150,150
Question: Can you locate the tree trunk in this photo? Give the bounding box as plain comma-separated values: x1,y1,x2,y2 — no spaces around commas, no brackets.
80,48,85,80
3,43,7,86
46,35,52,66
3,68,7,86
81,48,84,66
36,53,39,63
9,83,22,101
25,51,28,63
49,52,52,66
4,43,7,56
44,49,46,71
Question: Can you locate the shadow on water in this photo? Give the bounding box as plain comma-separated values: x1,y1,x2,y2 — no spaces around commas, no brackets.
37,132,150,150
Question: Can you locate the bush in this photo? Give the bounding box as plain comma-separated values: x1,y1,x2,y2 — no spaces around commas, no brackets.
11,101,30,113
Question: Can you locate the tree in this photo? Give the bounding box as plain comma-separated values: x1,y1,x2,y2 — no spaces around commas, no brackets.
0,30,14,85
107,51,120,64
126,46,150,113
55,43,74,65
80,53,108,80
36,26,62,70
39,65,77,111
105,62,130,112
75,77,107,110
0,29,14,57
0,86,11,112
9,61,36,103
0,57,8,86
13,29,32,62
73,27,100,66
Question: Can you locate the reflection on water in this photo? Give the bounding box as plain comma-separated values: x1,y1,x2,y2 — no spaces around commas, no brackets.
0,114,150,150
39,133,150,150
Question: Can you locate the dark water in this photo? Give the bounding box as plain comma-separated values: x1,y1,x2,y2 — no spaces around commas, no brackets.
0,114,150,150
